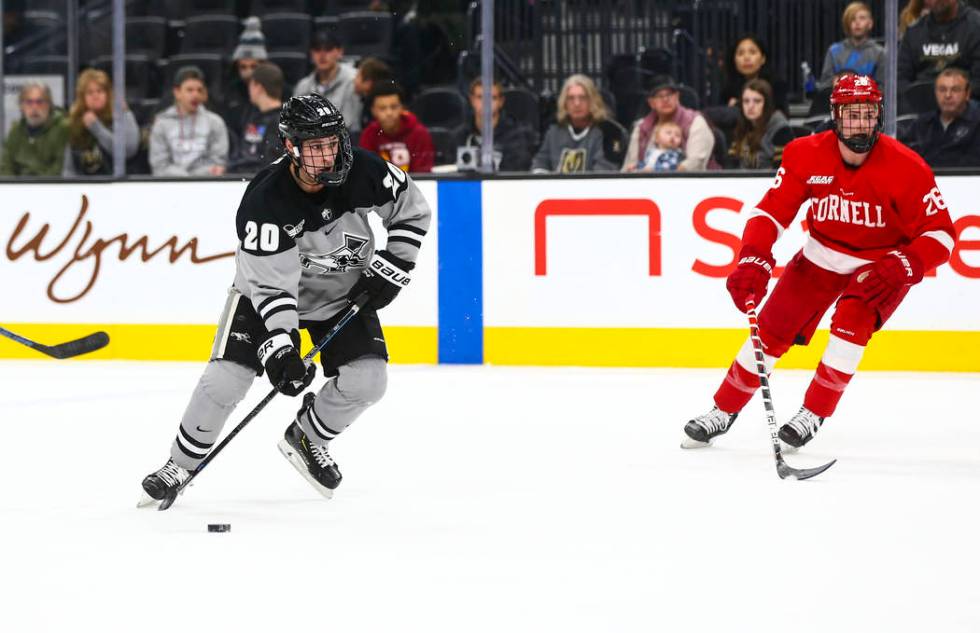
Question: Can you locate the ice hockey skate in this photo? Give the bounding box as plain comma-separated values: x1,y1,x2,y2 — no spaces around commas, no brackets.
778,406,825,451
138,458,191,508
278,393,342,499
681,407,739,448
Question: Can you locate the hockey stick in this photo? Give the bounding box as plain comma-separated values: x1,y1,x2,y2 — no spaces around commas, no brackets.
155,293,371,511
0,326,109,359
744,300,837,481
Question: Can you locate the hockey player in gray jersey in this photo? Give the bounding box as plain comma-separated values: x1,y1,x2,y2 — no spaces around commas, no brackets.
141,94,431,505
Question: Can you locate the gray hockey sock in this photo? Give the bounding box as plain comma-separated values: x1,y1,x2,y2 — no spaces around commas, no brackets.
298,357,387,444
170,360,255,470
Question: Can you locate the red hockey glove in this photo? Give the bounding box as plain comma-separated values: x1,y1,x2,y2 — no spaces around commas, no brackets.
726,246,775,313
850,249,924,310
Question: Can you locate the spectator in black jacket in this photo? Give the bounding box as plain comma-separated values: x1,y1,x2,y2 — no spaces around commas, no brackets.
452,77,537,172
718,34,789,115
897,0,980,96
906,67,980,166
227,62,285,175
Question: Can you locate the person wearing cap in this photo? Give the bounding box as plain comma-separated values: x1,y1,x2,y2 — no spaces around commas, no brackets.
225,16,269,137
149,65,229,177
622,75,715,172
294,31,360,134
227,62,286,175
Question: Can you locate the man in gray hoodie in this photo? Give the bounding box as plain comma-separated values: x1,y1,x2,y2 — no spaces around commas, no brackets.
149,66,229,177
294,31,360,133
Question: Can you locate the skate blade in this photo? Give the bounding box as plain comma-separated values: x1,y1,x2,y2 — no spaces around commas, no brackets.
136,492,159,509
277,439,334,500
680,436,712,449
779,440,799,454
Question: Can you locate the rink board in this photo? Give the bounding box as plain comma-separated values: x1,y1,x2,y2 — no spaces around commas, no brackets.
1,175,978,369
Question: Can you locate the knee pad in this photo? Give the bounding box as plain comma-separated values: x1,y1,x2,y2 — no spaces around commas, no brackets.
200,360,255,408
831,297,877,346
334,357,388,406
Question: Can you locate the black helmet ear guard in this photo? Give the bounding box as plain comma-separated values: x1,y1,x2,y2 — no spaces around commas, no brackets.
278,94,353,186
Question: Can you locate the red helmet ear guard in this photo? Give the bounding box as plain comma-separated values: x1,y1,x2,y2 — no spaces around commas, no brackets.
830,74,883,154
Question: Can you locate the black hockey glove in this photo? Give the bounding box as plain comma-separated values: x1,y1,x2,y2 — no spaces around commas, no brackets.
257,329,316,396
349,249,414,310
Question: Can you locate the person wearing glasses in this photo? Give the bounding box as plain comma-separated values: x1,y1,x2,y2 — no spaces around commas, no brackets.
1,82,69,176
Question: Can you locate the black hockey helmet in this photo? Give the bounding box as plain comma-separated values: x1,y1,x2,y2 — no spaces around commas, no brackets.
278,94,353,186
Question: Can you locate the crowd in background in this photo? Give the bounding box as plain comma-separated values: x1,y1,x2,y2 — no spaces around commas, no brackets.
2,0,980,178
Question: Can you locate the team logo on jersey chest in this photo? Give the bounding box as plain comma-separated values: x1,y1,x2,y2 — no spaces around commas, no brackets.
321,207,333,221
299,233,369,274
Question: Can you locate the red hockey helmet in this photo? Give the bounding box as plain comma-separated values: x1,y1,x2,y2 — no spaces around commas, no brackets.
830,74,883,153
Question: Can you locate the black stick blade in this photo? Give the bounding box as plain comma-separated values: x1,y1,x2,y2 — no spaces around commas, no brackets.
777,458,837,481
41,331,110,359
157,492,177,511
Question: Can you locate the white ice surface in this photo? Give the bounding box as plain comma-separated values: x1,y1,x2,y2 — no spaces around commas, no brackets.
1,361,978,632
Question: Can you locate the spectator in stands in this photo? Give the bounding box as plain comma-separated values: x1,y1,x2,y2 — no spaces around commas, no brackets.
149,66,229,177
294,31,361,134
223,16,269,138
906,67,980,166
622,75,715,172
532,74,619,173
898,0,980,96
630,121,685,172
352,57,394,142
727,79,790,169
0,82,68,176
452,77,536,172
719,34,789,115
62,69,139,176
227,63,285,175
900,0,926,39
818,2,886,89
360,80,434,172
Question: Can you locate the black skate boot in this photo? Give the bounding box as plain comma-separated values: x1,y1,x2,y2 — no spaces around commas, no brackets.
278,393,342,499
138,458,190,507
778,406,825,450
681,406,739,448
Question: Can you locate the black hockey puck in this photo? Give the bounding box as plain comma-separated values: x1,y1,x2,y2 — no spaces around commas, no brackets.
207,523,231,533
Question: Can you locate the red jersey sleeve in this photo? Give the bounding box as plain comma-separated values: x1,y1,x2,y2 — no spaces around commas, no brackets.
894,157,956,270
753,139,812,233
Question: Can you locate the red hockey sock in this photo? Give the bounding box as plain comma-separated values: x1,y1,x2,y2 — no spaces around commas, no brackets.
713,360,760,414
803,362,854,418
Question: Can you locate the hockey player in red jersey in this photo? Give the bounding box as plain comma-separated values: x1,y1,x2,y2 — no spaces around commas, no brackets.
682,74,956,450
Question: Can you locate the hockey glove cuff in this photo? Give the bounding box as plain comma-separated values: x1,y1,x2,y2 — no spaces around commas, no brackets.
349,250,414,310
257,328,316,397
726,246,775,313
850,249,924,310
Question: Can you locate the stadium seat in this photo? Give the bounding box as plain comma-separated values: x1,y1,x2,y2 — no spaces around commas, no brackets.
180,15,240,55
261,13,313,53
268,52,310,88
426,126,457,166
163,54,226,103
338,11,393,59
411,86,467,130
130,98,162,127
789,125,812,138
896,113,918,144
710,125,728,167
807,86,833,118
900,80,936,115
622,89,651,123
322,0,374,16
771,126,797,147
92,54,162,101
251,0,310,15
598,88,617,120
678,84,700,110
20,55,69,77
598,118,629,168
501,87,541,136
126,16,168,58
179,0,238,18
20,11,66,56
313,15,340,38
